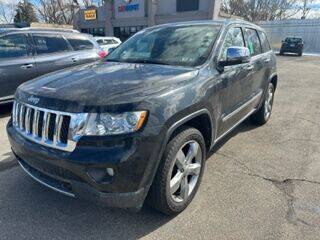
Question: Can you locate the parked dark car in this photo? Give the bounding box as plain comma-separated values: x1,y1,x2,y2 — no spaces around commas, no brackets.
280,37,304,56
0,28,106,104
7,20,278,215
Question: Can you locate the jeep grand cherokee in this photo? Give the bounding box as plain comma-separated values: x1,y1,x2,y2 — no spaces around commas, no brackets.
7,20,277,215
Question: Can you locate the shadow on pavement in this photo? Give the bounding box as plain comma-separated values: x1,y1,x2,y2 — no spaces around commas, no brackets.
1,166,173,240
0,102,13,118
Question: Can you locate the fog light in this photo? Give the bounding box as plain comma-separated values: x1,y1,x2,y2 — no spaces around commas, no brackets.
87,167,115,183
106,167,114,176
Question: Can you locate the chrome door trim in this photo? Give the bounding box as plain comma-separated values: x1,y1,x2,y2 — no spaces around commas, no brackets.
222,90,262,122
214,108,257,144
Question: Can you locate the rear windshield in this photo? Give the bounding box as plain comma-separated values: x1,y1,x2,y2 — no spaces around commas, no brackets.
285,38,302,43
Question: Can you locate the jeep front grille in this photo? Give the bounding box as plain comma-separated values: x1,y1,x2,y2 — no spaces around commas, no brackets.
12,101,86,152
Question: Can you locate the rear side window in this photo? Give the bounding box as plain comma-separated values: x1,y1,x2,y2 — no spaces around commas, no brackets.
219,27,245,60
67,36,94,50
244,28,262,56
0,34,28,59
258,31,271,53
33,34,70,54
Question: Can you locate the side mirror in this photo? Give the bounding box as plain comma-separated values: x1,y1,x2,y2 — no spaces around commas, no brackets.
218,46,250,69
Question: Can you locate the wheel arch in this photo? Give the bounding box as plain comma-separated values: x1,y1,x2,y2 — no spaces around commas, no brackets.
165,109,214,154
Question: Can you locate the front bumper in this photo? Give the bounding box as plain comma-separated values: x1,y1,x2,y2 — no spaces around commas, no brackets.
7,119,165,209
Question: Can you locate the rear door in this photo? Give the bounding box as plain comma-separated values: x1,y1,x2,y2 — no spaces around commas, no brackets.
256,30,273,93
243,28,266,97
0,33,37,100
65,35,101,64
32,33,76,76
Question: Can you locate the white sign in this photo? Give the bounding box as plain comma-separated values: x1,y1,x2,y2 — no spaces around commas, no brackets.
114,0,145,19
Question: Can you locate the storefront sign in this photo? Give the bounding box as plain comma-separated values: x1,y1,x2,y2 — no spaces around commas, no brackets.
84,9,97,20
115,0,144,19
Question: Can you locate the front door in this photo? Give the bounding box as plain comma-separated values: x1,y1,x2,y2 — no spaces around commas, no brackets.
216,27,254,136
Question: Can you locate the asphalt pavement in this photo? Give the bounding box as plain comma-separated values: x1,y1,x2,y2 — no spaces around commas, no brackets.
0,55,319,240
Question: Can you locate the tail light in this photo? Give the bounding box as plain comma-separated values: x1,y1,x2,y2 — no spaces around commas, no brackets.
98,50,107,58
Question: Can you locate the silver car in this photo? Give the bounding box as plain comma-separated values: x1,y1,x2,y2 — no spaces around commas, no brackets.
0,28,105,104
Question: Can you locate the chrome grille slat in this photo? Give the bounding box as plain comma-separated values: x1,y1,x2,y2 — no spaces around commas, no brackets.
42,112,50,141
19,105,25,130
54,114,63,144
25,108,32,134
33,110,40,137
11,101,85,152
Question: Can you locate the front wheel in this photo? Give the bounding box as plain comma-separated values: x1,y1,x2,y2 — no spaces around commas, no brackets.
251,82,275,125
147,127,206,215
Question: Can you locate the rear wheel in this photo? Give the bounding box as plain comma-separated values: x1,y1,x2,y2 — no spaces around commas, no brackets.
251,82,275,125
147,127,206,215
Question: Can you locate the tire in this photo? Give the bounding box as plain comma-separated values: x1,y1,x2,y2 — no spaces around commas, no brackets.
251,82,275,125
279,51,284,55
147,127,206,215
298,51,302,56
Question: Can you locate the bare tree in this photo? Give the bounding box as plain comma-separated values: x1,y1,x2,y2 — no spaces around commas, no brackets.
0,0,18,23
222,0,300,21
35,0,80,24
300,0,314,19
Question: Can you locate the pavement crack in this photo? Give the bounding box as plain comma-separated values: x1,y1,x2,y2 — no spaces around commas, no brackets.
216,150,320,228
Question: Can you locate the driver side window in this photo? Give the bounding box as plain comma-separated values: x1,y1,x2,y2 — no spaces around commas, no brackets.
219,27,245,61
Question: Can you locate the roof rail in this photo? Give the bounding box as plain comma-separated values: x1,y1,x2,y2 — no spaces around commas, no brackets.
20,27,80,33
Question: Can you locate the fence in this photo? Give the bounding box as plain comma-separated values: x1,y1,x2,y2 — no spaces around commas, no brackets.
259,19,320,53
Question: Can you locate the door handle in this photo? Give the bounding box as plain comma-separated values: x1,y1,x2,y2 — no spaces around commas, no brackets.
71,58,77,63
245,65,254,71
20,64,34,69
264,58,271,63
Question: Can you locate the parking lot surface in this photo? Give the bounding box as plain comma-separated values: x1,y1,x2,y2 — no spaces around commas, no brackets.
0,56,319,240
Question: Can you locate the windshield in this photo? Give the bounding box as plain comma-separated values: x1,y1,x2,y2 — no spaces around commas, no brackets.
106,25,221,67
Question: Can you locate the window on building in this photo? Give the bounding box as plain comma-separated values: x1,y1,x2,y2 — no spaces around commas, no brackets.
177,0,199,12
67,37,94,50
219,27,245,60
244,28,262,56
114,26,147,41
258,31,271,53
33,34,71,54
0,34,28,59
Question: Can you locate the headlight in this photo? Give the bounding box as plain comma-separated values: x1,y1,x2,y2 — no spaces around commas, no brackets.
82,111,147,136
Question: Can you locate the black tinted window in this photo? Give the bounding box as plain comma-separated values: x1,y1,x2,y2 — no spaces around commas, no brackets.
285,38,302,43
33,34,70,54
258,31,271,53
219,27,245,60
67,37,94,50
244,28,262,56
0,34,28,59
177,0,199,12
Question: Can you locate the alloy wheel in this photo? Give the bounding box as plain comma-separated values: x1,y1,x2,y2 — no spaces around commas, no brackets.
169,140,202,203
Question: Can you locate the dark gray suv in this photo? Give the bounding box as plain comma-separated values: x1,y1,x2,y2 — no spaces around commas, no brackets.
0,28,105,104
7,20,277,215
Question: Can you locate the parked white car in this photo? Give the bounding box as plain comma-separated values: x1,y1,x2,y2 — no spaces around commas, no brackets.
94,37,121,55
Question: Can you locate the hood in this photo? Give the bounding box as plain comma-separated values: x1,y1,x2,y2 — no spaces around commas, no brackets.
17,61,198,112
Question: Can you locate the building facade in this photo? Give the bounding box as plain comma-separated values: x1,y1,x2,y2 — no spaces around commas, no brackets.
74,0,221,41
